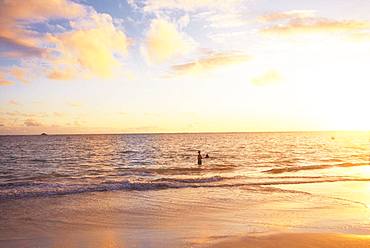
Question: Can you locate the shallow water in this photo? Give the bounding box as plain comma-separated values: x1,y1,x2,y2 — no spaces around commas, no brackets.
0,132,369,199
0,132,369,247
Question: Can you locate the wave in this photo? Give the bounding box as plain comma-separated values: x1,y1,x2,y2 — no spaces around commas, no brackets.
1,176,370,201
116,165,236,176
264,162,370,174
0,181,43,189
153,175,226,183
29,159,48,163
120,150,139,154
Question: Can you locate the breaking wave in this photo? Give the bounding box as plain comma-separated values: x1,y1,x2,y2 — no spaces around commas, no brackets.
2,175,370,201
264,162,370,174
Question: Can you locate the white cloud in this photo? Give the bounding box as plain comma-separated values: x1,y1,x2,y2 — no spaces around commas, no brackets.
142,18,195,64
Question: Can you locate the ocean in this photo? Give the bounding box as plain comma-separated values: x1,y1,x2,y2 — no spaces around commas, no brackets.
0,132,369,247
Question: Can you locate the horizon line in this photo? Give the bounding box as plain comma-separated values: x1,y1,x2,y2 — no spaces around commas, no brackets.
0,129,368,136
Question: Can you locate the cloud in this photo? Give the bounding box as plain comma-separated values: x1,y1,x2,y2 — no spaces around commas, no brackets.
178,14,190,28
260,11,370,36
0,0,85,58
0,73,15,86
67,101,83,108
263,19,370,35
132,0,243,12
117,112,129,115
123,125,161,133
10,67,28,83
2,111,20,116
142,18,195,64
8,100,20,106
24,118,42,127
204,12,248,29
47,69,76,80
1,111,48,118
134,0,248,29
251,70,282,86
53,112,65,117
0,36,45,58
259,10,316,22
0,81,14,86
48,13,130,79
0,0,85,21
209,31,249,44
171,51,250,75
0,0,130,81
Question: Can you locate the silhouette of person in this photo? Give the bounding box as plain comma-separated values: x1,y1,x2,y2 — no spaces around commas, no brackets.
205,154,209,158
197,151,202,165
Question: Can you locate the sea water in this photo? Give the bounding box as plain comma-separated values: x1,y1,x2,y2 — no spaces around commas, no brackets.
0,132,369,247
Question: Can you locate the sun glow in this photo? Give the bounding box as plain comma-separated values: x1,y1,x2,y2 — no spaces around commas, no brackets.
1,0,370,134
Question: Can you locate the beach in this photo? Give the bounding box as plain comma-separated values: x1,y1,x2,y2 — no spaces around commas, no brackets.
0,132,369,247
209,233,370,248
2,0,370,246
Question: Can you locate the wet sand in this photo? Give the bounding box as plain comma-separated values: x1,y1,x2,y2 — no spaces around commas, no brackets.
209,233,370,248
1,181,370,247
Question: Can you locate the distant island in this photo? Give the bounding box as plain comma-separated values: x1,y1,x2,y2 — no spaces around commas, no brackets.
41,133,47,136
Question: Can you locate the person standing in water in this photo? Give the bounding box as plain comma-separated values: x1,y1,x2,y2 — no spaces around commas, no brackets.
197,151,202,165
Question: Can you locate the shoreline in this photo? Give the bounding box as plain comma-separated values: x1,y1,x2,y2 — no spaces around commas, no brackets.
1,184,369,247
207,232,370,248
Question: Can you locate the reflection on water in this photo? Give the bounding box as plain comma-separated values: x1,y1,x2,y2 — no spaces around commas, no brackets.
0,132,369,199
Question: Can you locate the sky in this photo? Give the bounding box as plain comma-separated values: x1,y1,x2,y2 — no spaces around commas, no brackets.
0,0,370,134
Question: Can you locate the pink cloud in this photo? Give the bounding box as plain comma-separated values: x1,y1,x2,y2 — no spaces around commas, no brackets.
8,100,20,105
0,0,130,82
259,11,370,36
0,72,15,86
24,118,42,127
171,51,250,75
